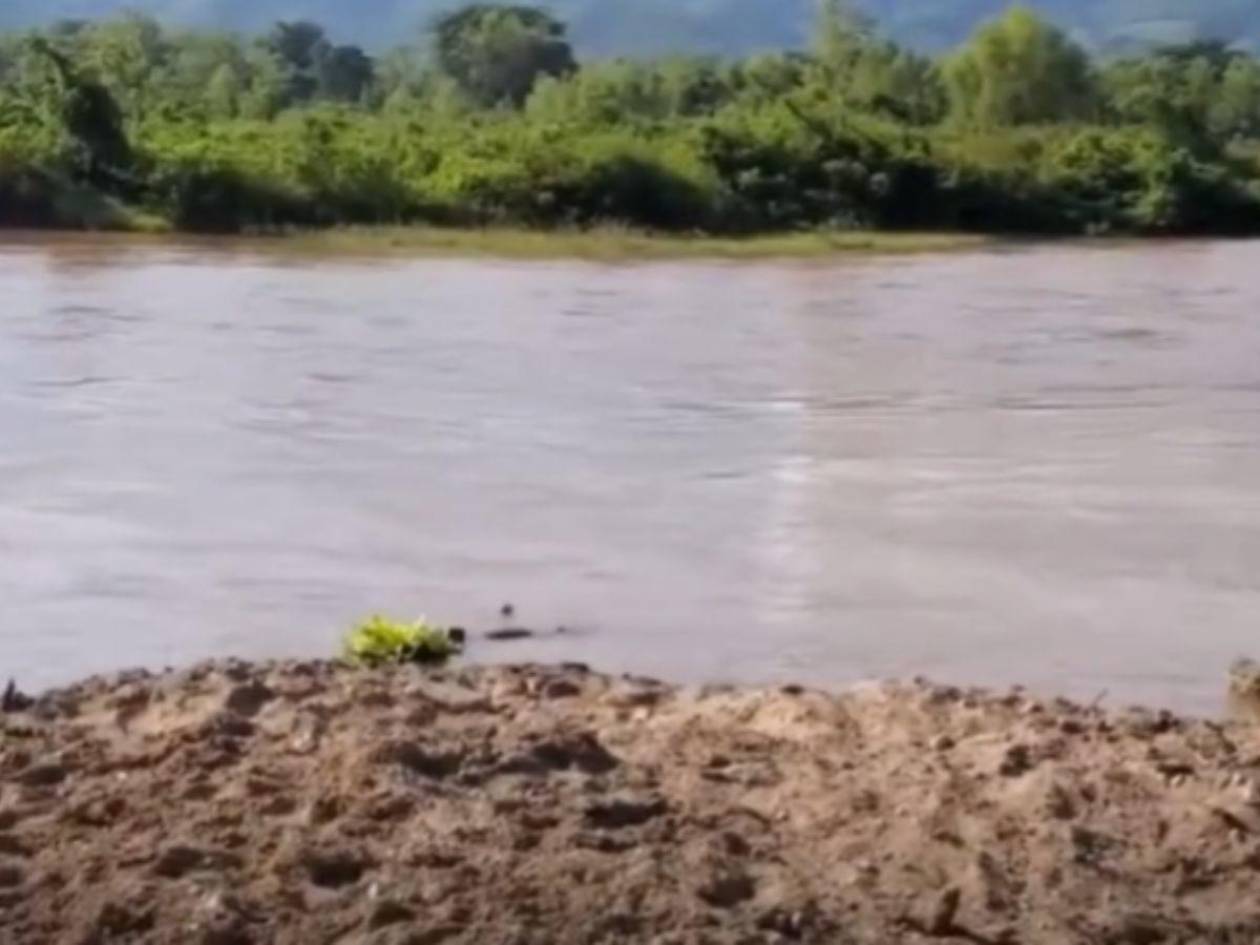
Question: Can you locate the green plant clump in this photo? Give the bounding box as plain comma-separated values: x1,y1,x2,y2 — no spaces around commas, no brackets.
343,615,460,667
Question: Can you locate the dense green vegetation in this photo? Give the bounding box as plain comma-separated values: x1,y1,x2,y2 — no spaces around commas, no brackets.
0,0,1256,56
2,2,1260,237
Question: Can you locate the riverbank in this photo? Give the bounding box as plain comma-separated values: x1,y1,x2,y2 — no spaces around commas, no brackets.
3,661,1260,944
0,221,990,260
282,226,992,260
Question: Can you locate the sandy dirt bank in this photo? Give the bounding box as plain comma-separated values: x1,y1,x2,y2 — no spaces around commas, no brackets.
3,660,1260,944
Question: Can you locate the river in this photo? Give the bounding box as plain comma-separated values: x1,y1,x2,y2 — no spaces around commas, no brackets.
2,234,1258,713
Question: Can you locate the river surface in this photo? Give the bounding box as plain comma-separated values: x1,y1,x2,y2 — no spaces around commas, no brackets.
2,234,1259,713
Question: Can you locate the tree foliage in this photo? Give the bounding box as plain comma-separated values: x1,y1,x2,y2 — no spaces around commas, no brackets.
432,4,576,107
943,6,1098,127
1,0,1257,56
0,4,1258,237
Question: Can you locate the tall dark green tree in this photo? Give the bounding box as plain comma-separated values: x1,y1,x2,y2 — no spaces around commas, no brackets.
262,20,327,104
317,44,374,102
26,36,131,186
432,4,576,107
258,21,373,106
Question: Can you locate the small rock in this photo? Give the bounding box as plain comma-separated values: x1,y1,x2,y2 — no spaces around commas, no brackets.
1154,760,1195,780
604,690,665,710
93,900,154,937
369,899,416,930
302,847,370,888
109,683,152,712
758,908,809,939
0,862,24,889
224,683,275,718
486,628,534,641
999,744,1034,777
698,870,755,908
543,679,582,699
852,790,880,814
153,845,242,879
205,712,256,740
18,761,68,787
929,887,961,935
201,924,254,945
584,795,667,829
307,795,343,825
260,795,298,817
1241,780,1260,807
2,680,33,714
1114,913,1174,945
289,711,328,755
525,732,619,774
376,741,464,780
931,735,956,752
1045,782,1077,820
408,925,464,945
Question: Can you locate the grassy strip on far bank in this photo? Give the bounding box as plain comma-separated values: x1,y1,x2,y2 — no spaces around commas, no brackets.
277,225,992,260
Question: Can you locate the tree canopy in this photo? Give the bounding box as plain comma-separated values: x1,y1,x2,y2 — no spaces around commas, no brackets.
1,4,1258,237
431,4,575,107
944,6,1097,126
0,0,1257,56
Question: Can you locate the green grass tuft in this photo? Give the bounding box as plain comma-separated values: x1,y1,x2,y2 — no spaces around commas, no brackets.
279,225,990,260
343,615,460,668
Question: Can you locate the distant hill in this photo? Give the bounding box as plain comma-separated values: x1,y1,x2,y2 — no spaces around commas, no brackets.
0,0,1255,56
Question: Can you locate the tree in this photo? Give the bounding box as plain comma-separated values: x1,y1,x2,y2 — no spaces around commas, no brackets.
239,44,288,119
163,32,248,115
205,62,242,118
1102,43,1255,152
432,4,576,108
0,35,18,85
317,44,374,103
256,22,374,106
81,13,166,120
24,37,131,185
1217,57,1260,138
813,0,874,74
732,53,809,104
264,20,328,75
261,20,329,104
527,60,667,124
806,0,944,125
944,6,1097,127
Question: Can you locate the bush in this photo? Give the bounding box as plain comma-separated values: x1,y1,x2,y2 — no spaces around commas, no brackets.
343,615,461,668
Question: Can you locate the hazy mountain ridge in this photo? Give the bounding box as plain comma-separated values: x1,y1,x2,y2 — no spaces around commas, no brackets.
0,0,1255,54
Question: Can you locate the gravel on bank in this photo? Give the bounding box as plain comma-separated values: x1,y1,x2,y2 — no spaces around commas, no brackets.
2,660,1260,945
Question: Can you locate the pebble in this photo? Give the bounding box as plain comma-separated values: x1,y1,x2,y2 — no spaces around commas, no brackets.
698,871,755,908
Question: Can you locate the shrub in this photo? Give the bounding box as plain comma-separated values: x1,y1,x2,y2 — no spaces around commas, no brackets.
343,615,461,668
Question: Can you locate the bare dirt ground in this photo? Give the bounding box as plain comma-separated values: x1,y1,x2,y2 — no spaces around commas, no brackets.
3,660,1260,944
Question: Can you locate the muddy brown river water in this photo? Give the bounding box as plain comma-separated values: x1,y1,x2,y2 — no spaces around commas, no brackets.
2,234,1258,713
